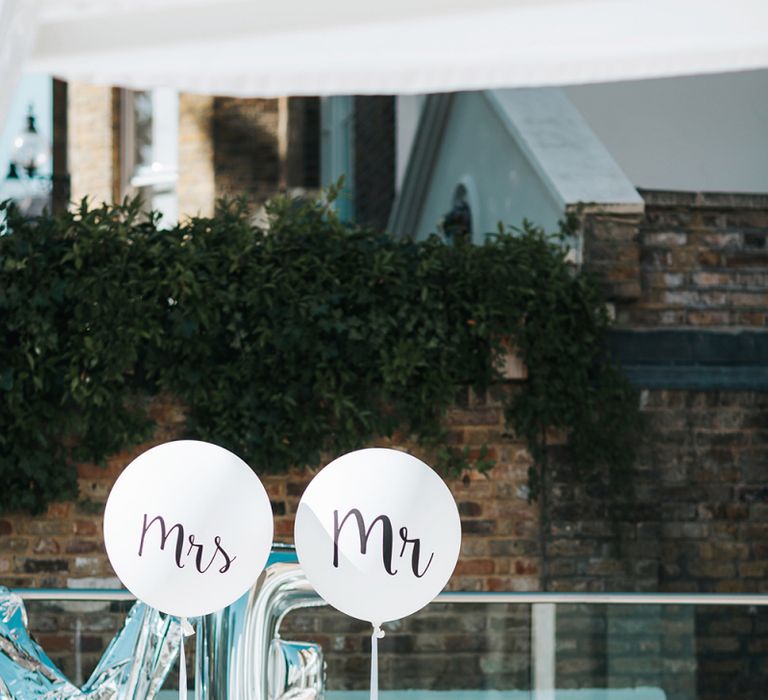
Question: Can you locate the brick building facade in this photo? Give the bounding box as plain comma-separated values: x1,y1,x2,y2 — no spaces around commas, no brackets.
63,84,319,217
60,83,388,225
1,84,767,697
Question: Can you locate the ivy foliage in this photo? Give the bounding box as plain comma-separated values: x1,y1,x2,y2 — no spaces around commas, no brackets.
0,194,640,513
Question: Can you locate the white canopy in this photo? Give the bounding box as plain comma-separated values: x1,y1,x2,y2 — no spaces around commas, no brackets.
2,0,768,121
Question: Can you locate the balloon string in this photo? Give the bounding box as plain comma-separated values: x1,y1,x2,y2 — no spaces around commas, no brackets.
179,617,195,700
370,623,385,700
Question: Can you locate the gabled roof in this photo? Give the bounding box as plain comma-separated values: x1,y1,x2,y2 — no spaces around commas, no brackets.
389,89,643,239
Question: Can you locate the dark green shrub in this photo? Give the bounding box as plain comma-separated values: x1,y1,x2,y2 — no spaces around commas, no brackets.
0,195,639,513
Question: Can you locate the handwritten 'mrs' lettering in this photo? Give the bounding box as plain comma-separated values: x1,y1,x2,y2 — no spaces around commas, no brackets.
138,514,236,574
187,534,237,574
138,514,185,567
332,508,434,577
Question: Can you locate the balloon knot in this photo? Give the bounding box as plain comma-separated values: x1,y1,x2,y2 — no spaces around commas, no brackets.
372,624,385,639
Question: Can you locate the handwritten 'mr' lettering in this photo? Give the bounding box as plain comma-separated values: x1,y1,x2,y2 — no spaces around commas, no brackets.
332,508,434,578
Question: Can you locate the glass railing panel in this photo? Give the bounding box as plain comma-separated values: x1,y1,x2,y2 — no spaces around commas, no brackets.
690,604,768,700
20,596,184,696
280,602,533,694
281,600,768,700
552,604,697,699
9,585,768,700
23,598,135,686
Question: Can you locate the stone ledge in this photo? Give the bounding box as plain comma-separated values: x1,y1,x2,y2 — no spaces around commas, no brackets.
639,189,768,210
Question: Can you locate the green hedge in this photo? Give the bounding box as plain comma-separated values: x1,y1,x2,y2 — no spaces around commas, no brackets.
0,194,640,513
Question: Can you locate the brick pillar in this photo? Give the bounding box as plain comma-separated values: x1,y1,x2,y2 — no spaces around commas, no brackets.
577,206,643,303
67,83,117,206
178,93,215,219
213,97,280,204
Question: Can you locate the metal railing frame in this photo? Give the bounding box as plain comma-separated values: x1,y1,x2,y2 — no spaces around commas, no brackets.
10,583,768,700
13,589,768,606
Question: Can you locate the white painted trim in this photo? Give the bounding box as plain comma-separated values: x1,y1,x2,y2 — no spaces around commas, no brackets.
388,93,453,238
395,94,425,193
532,603,556,700
129,169,178,188
120,87,179,222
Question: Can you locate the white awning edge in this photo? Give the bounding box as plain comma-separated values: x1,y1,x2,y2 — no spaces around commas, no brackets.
20,0,768,97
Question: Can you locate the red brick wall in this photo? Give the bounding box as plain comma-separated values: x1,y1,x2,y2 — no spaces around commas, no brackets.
616,191,768,328
0,390,540,593
212,97,281,203
0,389,540,680
579,207,643,302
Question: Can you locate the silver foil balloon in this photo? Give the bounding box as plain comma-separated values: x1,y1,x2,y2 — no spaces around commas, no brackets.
195,557,327,700
267,639,324,700
0,586,181,699
2,551,325,700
